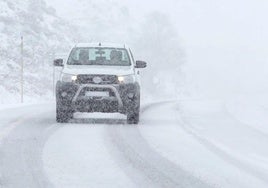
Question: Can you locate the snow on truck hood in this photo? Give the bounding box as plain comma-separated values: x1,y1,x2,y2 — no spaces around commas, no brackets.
62,65,134,76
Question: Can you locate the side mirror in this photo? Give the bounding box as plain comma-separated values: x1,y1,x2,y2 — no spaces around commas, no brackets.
54,59,64,67
135,60,147,68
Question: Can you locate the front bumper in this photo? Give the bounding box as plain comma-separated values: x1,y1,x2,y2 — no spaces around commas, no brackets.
56,81,139,113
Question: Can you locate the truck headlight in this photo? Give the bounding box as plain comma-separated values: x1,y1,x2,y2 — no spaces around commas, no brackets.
61,73,77,82
117,75,135,84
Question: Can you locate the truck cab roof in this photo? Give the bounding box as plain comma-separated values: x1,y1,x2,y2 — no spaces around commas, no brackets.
75,42,129,49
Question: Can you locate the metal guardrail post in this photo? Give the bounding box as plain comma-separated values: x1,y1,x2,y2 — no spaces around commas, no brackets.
20,36,24,103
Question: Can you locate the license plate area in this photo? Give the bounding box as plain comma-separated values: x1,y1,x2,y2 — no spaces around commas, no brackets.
79,87,115,98
85,91,109,97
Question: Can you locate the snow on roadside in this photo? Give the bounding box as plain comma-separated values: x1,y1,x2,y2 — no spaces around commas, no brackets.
0,101,53,111
0,103,29,144
0,102,53,144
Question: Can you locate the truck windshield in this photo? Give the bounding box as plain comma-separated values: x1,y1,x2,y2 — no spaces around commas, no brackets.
67,47,131,66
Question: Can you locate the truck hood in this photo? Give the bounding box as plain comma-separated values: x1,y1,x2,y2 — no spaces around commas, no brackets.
62,65,134,76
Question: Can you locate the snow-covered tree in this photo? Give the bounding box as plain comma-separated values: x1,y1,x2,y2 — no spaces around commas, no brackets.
0,0,79,103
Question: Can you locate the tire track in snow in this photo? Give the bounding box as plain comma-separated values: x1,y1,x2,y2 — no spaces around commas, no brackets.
178,106,268,185
0,118,24,145
223,104,268,139
0,108,58,188
105,101,211,188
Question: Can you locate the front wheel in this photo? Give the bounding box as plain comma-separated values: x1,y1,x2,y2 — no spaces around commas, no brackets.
56,105,73,123
127,112,139,124
126,94,140,125
56,98,73,123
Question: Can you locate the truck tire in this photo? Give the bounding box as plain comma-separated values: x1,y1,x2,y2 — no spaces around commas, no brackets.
127,112,139,124
56,102,73,123
56,88,73,123
126,95,140,124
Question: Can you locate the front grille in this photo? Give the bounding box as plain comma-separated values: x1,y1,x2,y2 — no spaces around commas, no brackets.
76,74,118,84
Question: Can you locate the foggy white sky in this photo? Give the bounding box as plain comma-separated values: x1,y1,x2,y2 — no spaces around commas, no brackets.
46,0,268,97
46,0,268,47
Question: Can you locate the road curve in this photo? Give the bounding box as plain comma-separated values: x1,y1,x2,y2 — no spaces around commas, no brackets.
0,102,212,188
3,101,264,188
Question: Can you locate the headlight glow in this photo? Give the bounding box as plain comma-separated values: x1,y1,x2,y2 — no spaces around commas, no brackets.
117,75,135,84
61,73,77,82
118,76,125,82
71,75,77,81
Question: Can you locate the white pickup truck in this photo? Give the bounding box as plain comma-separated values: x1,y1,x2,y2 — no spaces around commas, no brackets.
54,43,147,124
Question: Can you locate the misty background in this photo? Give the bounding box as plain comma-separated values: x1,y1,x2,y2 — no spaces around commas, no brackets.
1,0,267,104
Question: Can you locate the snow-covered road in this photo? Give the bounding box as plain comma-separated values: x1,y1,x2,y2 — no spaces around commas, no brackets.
0,100,268,188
